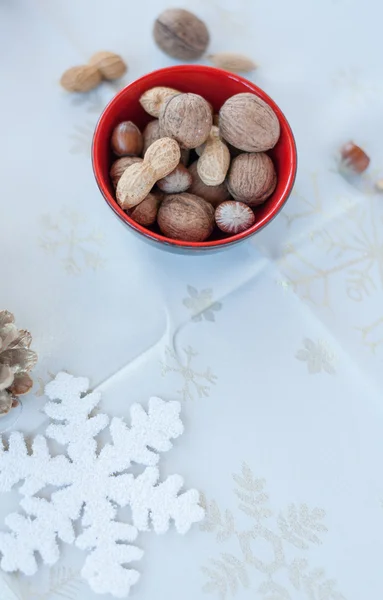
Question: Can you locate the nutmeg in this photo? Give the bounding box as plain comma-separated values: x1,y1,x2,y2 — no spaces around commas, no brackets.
111,121,143,157
129,192,161,226
157,164,192,194
60,65,102,93
153,9,210,60
159,93,212,149
158,193,215,242
88,51,127,80
142,120,161,155
227,153,277,206
110,156,143,188
219,93,280,152
215,201,256,234
188,161,230,207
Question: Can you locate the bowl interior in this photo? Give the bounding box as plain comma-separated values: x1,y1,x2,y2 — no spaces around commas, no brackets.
93,65,297,248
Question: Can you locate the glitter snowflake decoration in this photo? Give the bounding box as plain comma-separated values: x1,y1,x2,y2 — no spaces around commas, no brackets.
0,373,204,598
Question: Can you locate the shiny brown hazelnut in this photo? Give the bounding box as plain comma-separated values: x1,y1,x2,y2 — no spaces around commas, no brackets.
111,121,143,157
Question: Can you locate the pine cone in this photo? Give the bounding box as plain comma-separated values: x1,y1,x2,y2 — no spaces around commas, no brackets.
0,310,37,417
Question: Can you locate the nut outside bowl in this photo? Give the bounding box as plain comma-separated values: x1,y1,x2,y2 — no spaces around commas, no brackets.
92,65,297,252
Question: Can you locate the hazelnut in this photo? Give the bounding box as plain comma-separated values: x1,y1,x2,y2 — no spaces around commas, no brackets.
153,9,210,60
340,142,370,174
215,201,256,234
227,153,277,206
188,161,230,207
142,120,161,155
110,156,143,188
88,51,127,80
111,121,143,157
159,93,212,149
60,65,102,93
129,192,161,226
158,193,215,242
157,164,192,193
219,93,280,152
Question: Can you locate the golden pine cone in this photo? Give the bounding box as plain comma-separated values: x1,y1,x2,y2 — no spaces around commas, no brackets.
0,310,37,417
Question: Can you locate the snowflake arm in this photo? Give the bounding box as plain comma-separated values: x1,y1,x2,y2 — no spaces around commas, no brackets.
101,397,184,469
0,433,72,496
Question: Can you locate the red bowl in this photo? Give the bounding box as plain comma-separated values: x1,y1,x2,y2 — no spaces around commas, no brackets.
92,65,297,252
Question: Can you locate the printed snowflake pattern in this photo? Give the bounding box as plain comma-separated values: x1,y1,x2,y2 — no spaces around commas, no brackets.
201,463,345,600
0,373,204,598
356,317,383,354
183,286,222,322
280,191,383,307
295,338,337,375
39,209,105,274
161,346,217,401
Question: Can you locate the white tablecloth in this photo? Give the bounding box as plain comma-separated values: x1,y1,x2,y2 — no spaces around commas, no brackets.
1,0,383,598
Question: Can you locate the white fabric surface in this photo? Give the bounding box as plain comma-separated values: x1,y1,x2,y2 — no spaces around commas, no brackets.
0,0,383,598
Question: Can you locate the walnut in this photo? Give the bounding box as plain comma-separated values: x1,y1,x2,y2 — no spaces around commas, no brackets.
227,153,277,206
153,9,210,60
219,93,280,152
157,193,215,242
159,93,212,149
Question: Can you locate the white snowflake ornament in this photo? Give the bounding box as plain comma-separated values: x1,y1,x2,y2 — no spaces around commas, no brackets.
0,372,205,598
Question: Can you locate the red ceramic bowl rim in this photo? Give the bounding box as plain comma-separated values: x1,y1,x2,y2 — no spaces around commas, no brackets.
92,65,297,249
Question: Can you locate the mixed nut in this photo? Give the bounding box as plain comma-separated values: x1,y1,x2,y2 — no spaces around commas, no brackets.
109,86,280,242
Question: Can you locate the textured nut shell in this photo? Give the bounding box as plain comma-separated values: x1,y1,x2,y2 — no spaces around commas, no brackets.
228,153,277,206
139,87,180,117
188,161,230,207
157,164,192,193
215,201,256,234
220,93,280,152
110,157,143,188
208,52,257,73
142,120,161,154
153,9,210,60
160,93,212,149
197,133,231,186
60,65,102,92
129,193,160,226
116,163,155,209
88,51,127,80
111,121,143,157
144,137,181,179
158,193,215,242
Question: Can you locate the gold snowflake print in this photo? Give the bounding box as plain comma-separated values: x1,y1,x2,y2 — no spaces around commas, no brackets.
160,345,217,401
296,338,337,375
200,463,344,600
39,209,105,274
356,317,383,354
281,193,383,307
183,286,222,322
